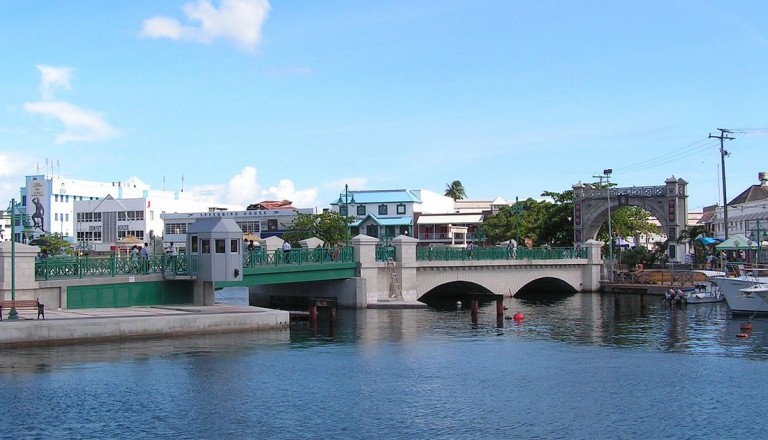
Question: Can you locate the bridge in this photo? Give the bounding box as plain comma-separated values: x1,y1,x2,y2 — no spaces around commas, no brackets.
1,236,602,310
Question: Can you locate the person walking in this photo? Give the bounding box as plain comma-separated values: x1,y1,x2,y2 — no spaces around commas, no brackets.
282,240,292,263
130,245,139,273
140,243,150,273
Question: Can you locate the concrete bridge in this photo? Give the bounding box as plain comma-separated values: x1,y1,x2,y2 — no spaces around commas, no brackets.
247,235,602,308
1,236,603,311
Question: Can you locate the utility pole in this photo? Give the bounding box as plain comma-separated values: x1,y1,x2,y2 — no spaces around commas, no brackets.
709,128,734,239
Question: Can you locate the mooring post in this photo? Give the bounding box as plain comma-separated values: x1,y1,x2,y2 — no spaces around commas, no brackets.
496,297,504,327
471,299,479,325
309,299,318,326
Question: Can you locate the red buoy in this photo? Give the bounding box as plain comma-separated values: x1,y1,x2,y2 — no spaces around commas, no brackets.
513,312,524,321
740,322,753,331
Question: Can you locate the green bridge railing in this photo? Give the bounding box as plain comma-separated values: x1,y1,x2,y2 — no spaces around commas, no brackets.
243,246,353,268
35,254,197,281
415,246,587,262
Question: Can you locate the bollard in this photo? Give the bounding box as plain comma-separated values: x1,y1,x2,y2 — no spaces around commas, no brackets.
471,299,479,325
496,297,504,327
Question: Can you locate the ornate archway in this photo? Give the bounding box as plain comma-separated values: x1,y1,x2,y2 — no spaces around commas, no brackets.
572,177,689,262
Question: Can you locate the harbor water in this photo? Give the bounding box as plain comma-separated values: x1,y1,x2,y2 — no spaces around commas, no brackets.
2,289,767,439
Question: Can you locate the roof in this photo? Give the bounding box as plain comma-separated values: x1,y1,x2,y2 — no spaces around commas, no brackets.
416,214,484,225
352,214,412,227
729,184,768,205
331,189,421,205
247,200,294,210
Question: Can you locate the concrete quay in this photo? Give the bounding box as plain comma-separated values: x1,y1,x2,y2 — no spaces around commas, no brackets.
0,305,289,348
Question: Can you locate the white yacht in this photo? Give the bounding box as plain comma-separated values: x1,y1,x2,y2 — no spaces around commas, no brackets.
711,264,768,314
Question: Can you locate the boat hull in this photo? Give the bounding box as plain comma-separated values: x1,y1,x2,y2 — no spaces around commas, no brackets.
712,276,768,314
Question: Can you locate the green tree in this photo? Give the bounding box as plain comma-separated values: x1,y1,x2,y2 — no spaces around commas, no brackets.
677,225,711,268
481,190,574,247
283,211,348,246
38,233,75,256
444,180,467,200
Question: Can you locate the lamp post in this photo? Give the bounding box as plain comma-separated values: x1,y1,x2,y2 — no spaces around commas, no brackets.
5,199,22,319
748,220,767,263
604,169,614,281
337,185,356,248
511,196,523,246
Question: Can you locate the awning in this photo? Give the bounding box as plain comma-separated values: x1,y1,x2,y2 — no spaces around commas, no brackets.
416,214,483,225
696,236,722,246
716,233,758,250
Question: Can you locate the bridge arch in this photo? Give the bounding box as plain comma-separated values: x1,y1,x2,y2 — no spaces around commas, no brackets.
413,267,583,300
572,176,688,262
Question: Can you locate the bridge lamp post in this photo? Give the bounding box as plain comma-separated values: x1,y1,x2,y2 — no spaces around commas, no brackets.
604,169,614,281
5,199,23,320
748,220,768,263
338,185,356,248
511,196,523,246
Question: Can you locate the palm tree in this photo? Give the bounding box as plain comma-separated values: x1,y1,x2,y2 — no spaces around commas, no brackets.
444,180,467,200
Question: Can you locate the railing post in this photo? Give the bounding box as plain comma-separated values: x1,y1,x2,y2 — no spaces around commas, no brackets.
111,253,116,277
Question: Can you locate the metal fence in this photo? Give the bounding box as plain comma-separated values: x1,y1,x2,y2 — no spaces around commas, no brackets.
415,246,587,262
242,246,354,268
35,254,196,280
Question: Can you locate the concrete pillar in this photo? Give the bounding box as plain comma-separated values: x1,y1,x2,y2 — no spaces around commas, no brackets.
193,280,215,306
0,242,41,300
393,235,419,301
581,239,603,292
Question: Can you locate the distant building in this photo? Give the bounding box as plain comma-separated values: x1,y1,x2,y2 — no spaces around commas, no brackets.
706,172,768,240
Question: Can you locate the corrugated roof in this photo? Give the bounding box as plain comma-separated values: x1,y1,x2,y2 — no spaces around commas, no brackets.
417,214,483,225
353,214,412,226
729,184,768,205
331,189,421,205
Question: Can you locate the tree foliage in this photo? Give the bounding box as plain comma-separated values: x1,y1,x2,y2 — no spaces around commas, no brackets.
444,180,467,200
38,233,75,256
481,190,574,247
283,211,348,246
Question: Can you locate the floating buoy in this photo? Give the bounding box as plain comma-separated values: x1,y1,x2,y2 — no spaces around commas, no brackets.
737,333,749,338
456,301,462,309
740,322,753,331
513,312,524,321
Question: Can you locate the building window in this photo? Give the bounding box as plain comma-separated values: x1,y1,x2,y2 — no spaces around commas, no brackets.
191,236,199,253
357,205,366,216
378,204,388,215
215,239,225,253
202,239,210,254
397,204,406,215
340,205,348,216
65,213,69,221
366,224,379,237
230,239,239,253
54,213,58,221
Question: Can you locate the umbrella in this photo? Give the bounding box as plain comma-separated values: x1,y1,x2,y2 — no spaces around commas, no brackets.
243,232,260,242
118,235,144,245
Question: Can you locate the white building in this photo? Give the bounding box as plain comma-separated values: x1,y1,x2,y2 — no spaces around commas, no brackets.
74,193,222,253
160,207,315,251
706,172,768,241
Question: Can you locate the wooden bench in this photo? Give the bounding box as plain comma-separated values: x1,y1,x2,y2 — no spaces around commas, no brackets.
0,299,45,320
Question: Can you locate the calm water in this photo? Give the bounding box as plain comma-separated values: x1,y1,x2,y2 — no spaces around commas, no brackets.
2,289,768,439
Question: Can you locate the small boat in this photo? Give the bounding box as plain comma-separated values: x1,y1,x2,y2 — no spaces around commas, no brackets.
682,280,724,304
739,283,768,301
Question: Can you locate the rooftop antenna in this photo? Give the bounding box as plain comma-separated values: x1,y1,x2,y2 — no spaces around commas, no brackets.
163,176,166,191
181,174,184,192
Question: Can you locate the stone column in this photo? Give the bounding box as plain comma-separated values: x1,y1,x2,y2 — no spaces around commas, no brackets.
581,239,603,292
392,234,419,301
0,242,41,300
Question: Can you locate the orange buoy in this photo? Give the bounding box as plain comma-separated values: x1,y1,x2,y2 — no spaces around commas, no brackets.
737,333,749,338
513,312,524,321
740,322,753,331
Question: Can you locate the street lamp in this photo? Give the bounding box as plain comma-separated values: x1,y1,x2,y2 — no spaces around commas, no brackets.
511,196,523,245
604,169,614,281
337,184,356,248
748,220,768,263
5,199,24,320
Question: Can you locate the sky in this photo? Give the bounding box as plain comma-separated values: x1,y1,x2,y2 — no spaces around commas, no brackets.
2,0,767,212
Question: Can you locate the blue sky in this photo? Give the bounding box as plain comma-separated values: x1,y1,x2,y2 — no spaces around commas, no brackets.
2,0,767,212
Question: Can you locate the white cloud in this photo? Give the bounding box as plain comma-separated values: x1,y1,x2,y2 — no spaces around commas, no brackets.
189,166,319,208
23,101,118,144
36,65,73,100
140,0,270,51
23,65,119,144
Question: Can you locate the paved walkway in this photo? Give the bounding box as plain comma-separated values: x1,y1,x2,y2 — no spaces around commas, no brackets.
1,304,290,348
